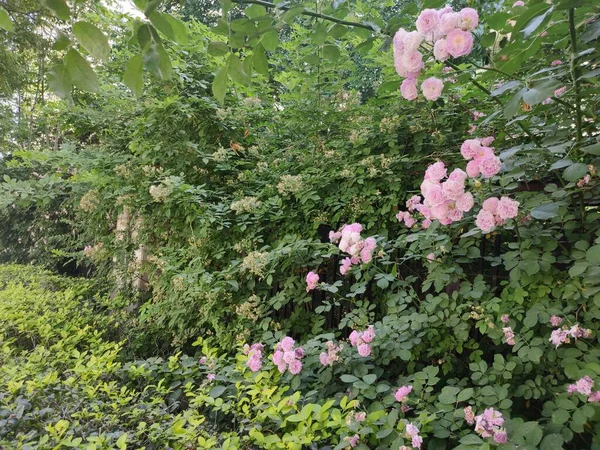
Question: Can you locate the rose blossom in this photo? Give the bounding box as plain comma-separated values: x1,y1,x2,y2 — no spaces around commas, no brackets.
416,9,439,34
433,39,449,61
479,156,502,178
482,197,499,214
445,29,474,58
496,197,519,219
456,192,474,212
306,271,319,291
551,59,562,66
424,161,447,181
459,8,479,31
402,50,423,73
476,210,496,233
400,77,418,101
513,1,525,6
395,385,413,402
421,77,444,101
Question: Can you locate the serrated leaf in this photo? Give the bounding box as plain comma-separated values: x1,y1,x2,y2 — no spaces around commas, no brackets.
41,0,70,20
149,12,188,45
73,21,110,62
212,66,228,105
0,7,14,32
47,64,72,99
123,54,143,98
65,49,98,92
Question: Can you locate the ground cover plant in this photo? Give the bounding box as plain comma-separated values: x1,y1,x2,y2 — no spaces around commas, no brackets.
1,0,600,448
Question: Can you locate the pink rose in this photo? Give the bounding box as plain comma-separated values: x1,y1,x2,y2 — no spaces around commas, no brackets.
394,385,413,402
551,59,562,66
554,86,567,97
400,77,418,101
422,219,432,229
288,360,302,374
466,160,480,178
513,1,525,6
438,12,460,35
448,168,468,183
480,136,495,146
404,215,417,228
476,210,496,233
273,350,284,365
442,179,465,200
357,343,371,357
427,252,435,261
433,39,449,61
393,28,408,53
424,161,447,181
459,7,479,31
460,139,481,160
456,192,474,212
403,31,424,51
447,207,464,222
479,155,502,178
306,271,319,292
281,336,295,352
362,325,375,343
401,50,423,73
416,8,439,35
422,183,445,207
496,196,519,219
421,77,444,101
445,29,474,58
482,197,499,214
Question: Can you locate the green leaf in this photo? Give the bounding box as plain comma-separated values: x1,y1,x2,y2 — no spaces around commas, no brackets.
41,0,70,20
252,44,269,75
149,12,188,45
586,245,600,265
322,44,340,61
438,386,460,404
562,163,588,182
551,409,570,424
208,41,229,56
227,54,250,85
341,374,359,383
123,54,143,98
209,385,226,398
530,202,560,220
460,435,484,445
280,6,305,24
363,374,377,385
582,20,600,43
47,64,72,99
245,4,266,18
581,143,600,156
53,32,71,50
137,25,173,80
329,24,347,38
540,434,564,450
0,7,14,32
521,7,554,38
311,22,328,45
64,49,99,93
457,388,474,402
144,0,161,16
504,88,526,119
261,29,279,52
73,22,110,62
212,66,228,105
522,79,559,106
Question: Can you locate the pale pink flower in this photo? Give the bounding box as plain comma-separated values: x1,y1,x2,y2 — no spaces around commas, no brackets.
207,373,215,381
329,231,342,243
400,77,418,101
406,195,422,211
442,179,465,200
461,139,481,160
443,66,452,73
306,271,319,292
404,215,417,228
476,210,496,233
416,9,440,34
280,336,295,352
496,197,519,219
405,423,420,437
347,434,359,448
501,314,510,324
513,1,525,6
549,329,570,347
494,429,508,443
550,315,563,327
459,8,479,31
588,392,600,402
427,252,436,262
422,219,432,229
340,257,352,275
465,160,480,178
199,356,207,364
425,161,447,181
551,59,562,66
449,168,468,183
357,343,371,357
412,435,423,448
482,197,499,214
288,360,302,374
464,406,475,425
554,86,567,97
395,385,413,402
438,12,460,35
480,156,501,178
433,39,449,61
354,412,366,422
445,29,474,58
362,325,375,343
456,192,474,212
349,330,360,346
468,125,477,135
481,136,495,146
421,77,444,101
577,174,591,188
319,352,328,366
402,50,423,73
403,31,424,51
393,28,408,53
503,327,516,345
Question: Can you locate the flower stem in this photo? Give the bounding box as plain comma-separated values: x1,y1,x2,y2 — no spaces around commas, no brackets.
568,8,583,147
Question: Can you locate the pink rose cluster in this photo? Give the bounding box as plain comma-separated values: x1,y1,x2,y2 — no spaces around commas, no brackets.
319,341,343,366
306,271,319,292
475,196,519,234
460,137,502,179
549,323,592,348
567,376,600,403
243,343,264,372
394,7,478,101
395,385,413,403
349,325,375,357
329,223,377,275
272,336,305,374
396,161,474,227
405,422,423,449
470,407,507,444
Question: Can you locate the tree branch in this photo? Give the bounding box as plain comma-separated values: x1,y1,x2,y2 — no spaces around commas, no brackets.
232,0,381,33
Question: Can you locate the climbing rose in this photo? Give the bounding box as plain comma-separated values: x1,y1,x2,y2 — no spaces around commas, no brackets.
433,39,449,61
445,29,474,57
475,210,496,234
459,8,479,31
347,435,359,448
319,341,343,367
350,326,375,357
474,408,504,439
274,337,304,374
549,329,570,347
199,356,207,364
501,314,510,324
503,327,516,345
402,50,424,73
494,429,508,443
551,59,562,66
416,9,439,34
589,392,600,402
425,161,448,181
549,315,563,327
427,253,436,262
395,385,413,402
513,1,525,6
496,197,519,219
421,77,444,101
400,77,418,100
555,86,567,97
244,343,264,372
306,271,319,292
207,373,215,381
479,155,502,178
464,406,475,425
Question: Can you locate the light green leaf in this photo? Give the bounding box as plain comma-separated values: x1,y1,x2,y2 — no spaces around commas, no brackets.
47,64,72,99
227,54,250,85
252,44,268,75
53,32,71,50
137,24,172,80
73,21,110,62
208,41,229,56
562,163,588,182
0,7,14,32
322,44,340,61
65,49,99,93
280,5,305,24
123,54,143,98
586,245,600,265
261,29,279,52
212,66,228,105
41,0,70,20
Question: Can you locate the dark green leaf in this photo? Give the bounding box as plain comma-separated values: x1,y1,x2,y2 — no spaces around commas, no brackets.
149,12,188,45
530,202,560,220
53,32,71,51
311,22,328,45
581,143,600,155
504,88,526,119
73,21,110,62
261,29,278,52
209,385,226,398
586,245,600,265
329,24,347,38
522,79,559,106
582,19,600,43
245,4,266,19
521,7,554,38
322,44,340,61
64,49,99,92
340,374,359,383
562,163,588,182
208,41,229,56
123,54,143,98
